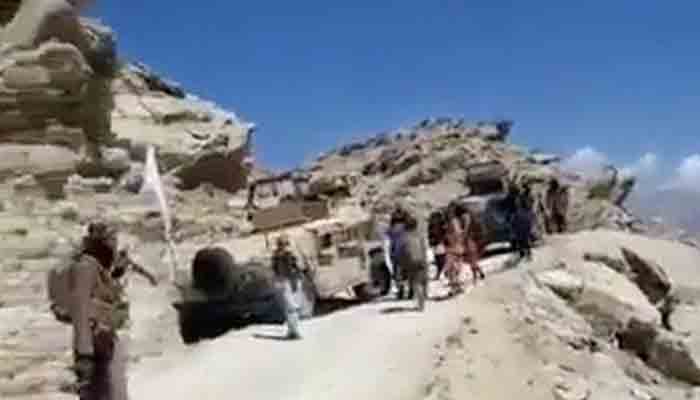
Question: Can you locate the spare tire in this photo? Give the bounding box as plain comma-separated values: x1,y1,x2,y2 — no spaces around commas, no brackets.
192,247,236,294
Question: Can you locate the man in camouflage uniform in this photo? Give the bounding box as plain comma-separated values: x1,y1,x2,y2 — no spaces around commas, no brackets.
271,234,302,340
66,221,130,400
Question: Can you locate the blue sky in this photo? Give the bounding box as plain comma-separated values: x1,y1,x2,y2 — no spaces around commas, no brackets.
92,1,699,181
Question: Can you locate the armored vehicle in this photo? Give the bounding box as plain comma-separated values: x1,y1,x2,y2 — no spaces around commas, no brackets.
429,160,514,251
174,173,391,344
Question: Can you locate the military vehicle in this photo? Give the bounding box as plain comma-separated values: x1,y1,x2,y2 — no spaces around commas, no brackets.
173,173,391,344
429,160,515,251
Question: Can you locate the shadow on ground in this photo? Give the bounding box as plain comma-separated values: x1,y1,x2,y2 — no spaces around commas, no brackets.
380,306,421,314
252,333,300,341
315,298,364,317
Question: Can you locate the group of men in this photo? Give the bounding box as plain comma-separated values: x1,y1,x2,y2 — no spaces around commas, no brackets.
392,178,571,298
505,177,571,259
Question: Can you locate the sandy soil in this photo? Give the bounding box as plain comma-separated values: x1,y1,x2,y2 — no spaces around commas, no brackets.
128,257,509,400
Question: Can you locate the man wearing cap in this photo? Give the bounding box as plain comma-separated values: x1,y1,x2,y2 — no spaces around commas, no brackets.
271,234,303,340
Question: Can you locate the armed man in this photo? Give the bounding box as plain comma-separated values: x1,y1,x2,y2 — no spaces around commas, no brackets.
48,220,155,399
271,234,303,340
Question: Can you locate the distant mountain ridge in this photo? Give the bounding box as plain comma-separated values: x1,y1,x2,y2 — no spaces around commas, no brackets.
628,189,700,235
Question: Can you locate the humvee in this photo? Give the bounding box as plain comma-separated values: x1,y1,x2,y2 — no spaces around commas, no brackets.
429,160,515,251
173,174,391,344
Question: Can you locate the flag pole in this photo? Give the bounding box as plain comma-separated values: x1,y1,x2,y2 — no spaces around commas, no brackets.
141,145,180,284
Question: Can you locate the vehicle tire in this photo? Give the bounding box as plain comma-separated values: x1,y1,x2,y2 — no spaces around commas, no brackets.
354,283,374,302
177,308,200,345
192,247,236,294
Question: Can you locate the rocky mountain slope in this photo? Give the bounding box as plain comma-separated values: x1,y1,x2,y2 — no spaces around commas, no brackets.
426,230,700,400
305,118,638,234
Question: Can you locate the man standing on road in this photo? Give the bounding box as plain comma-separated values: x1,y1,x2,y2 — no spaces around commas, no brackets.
388,205,411,299
512,184,535,260
271,234,303,340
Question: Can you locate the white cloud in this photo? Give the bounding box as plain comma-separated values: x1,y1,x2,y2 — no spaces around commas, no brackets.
673,154,700,192
561,146,609,177
621,152,658,179
562,148,661,193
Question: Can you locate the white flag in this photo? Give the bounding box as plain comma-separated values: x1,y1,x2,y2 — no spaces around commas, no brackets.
140,146,171,233
139,145,178,281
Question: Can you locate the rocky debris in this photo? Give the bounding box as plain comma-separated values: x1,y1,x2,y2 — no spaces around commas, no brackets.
552,376,590,400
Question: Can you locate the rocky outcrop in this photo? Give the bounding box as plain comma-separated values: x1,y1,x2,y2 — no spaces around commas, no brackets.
534,261,661,338
620,247,673,304
619,317,700,385
110,63,255,192
548,242,700,386
584,248,672,305
0,1,117,198
1,1,254,197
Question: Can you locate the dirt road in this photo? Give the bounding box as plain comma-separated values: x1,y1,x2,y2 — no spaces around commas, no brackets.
129,257,508,400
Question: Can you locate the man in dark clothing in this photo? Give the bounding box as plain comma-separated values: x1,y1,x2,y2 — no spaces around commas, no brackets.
388,205,413,299
428,210,447,280
546,179,569,234
512,185,535,260
392,215,429,311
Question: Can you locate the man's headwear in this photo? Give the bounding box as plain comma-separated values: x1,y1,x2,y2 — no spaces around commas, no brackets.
276,234,291,248
87,220,117,239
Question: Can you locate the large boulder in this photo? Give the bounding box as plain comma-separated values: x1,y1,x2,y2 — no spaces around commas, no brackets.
619,318,700,385
110,64,254,193
535,261,661,338
620,247,672,304
583,247,672,305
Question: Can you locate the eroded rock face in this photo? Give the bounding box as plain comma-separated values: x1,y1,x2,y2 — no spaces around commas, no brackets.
111,63,254,193
0,1,117,198
620,247,673,305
